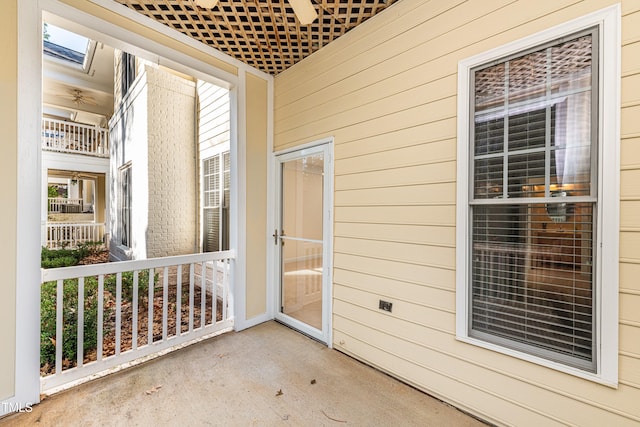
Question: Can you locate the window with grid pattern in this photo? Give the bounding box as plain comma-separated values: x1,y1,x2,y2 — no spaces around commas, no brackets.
467,29,598,371
202,152,230,252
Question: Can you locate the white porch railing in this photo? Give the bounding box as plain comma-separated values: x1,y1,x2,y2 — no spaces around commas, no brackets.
46,223,105,249
48,198,84,213
40,250,235,393
42,117,109,158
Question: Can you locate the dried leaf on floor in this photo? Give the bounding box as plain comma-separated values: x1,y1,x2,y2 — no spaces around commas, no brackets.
145,385,162,395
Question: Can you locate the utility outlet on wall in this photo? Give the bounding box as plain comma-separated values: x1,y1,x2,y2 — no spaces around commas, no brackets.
379,300,393,312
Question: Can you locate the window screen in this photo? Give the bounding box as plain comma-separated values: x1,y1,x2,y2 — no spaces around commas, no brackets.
469,29,597,370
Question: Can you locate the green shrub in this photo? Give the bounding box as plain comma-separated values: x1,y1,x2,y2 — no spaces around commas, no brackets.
40,277,106,369
41,247,81,268
40,270,154,370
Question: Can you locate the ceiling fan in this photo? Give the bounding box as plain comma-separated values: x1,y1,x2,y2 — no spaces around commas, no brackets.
193,0,318,26
67,89,98,107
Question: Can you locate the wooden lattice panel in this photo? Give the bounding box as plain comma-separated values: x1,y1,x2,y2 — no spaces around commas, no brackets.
113,0,398,75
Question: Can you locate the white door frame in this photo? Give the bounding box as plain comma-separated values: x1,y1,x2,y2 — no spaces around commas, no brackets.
271,138,333,346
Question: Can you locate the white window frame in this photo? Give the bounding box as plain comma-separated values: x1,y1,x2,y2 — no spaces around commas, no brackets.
456,5,620,385
201,149,230,253
118,162,132,248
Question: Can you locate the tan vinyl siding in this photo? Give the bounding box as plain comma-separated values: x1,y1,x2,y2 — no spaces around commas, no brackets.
0,0,17,401
245,73,268,319
275,0,640,425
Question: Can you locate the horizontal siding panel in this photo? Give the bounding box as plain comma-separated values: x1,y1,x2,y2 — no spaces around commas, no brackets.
335,205,455,226
620,323,640,355
337,159,455,189
334,268,455,310
335,236,455,269
620,169,640,199
336,117,455,159
620,292,640,324
334,253,455,290
620,201,640,228
277,96,456,149
336,139,455,176
621,137,640,168
335,182,456,206
276,73,456,136
622,10,640,42
620,231,640,261
620,355,640,387
623,2,640,14
620,262,640,293
334,222,455,247
621,105,640,137
334,286,454,332
336,161,455,191
276,58,456,137
622,74,640,106
622,41,640,74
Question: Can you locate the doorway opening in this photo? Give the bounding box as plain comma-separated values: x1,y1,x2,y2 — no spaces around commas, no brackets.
273,140,333,344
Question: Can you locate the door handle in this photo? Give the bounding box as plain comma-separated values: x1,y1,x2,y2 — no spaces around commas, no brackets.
273,229,285,245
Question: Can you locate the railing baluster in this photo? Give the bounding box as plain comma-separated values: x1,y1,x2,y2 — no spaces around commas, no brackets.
223,259,228,321
115,272,122,355
55,279,63,375
162,266,168,341
176,265,182,335
133,270,138,351
189,263,194,332
77,277,84,369
200,262,206,329
97,274,104,362
211,261,218,325
148,268,154,345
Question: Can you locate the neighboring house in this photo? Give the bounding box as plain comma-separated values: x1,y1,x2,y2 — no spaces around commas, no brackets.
108,51,231,260
41,34,113,249
5,1,640,426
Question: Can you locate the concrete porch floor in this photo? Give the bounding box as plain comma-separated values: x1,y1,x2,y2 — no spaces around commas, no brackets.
3,321,486,426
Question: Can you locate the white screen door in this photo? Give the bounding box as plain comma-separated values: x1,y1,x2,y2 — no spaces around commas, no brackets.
274,142,332,343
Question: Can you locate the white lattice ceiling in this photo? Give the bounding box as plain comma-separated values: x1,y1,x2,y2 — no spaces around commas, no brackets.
112,0,399,75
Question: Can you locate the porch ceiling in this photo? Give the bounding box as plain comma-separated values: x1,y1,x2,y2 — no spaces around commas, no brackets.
111,0,399,75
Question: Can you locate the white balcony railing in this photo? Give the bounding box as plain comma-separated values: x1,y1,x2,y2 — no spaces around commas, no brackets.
40,250,235,393
42,117,109,158
48,198,84,214
47,223,105,249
